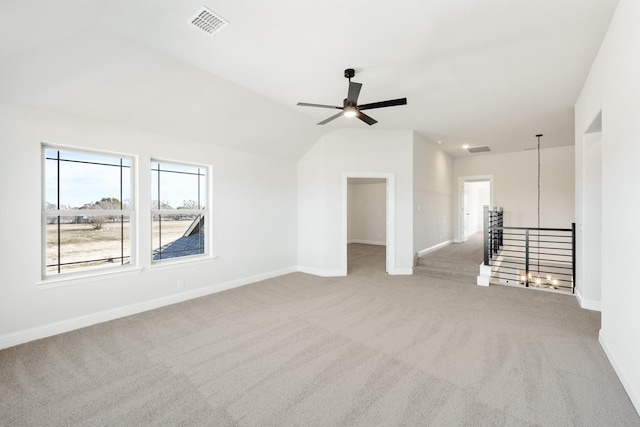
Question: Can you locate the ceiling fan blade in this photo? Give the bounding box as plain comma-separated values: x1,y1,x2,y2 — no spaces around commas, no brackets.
357,111,377,126
297,102,342,109
318,111,344,125
346,82,362,104
358,98,407,111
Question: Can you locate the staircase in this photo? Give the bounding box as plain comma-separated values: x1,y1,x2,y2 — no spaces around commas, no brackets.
414,234,483,284
414,256,479,283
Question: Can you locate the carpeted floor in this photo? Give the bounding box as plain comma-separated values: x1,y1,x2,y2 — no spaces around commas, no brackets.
1,244,639,426
415,233,484,283
424,232,485,264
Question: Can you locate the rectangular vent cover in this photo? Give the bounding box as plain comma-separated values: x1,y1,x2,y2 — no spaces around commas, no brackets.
189,6,228,37
468,146,491,153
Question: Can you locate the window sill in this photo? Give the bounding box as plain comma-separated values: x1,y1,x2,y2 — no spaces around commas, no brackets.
149,255,218,271
37,266,144,289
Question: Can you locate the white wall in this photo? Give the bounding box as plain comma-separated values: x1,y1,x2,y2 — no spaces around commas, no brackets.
454,146,575,229
0,102,298,347
297,141,326,271
348,182,386,245
298,129,414,275
575,0,640,415
413,133,454,254
347,183,356,242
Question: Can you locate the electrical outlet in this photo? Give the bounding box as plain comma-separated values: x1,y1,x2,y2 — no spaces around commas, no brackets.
177,280,185,290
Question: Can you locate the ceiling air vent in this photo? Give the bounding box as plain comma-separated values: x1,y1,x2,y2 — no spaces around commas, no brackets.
467,146,491,153
188,6,228,37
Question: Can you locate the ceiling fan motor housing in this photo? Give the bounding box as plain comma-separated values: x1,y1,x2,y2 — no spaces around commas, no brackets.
343,98,356,108
344,68,355,79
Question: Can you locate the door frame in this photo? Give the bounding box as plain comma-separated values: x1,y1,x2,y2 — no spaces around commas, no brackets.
342,172,396,275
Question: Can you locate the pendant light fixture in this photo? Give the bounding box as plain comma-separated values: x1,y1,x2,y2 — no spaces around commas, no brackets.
536,134,542,277
536,134,542,233
530,134,557,288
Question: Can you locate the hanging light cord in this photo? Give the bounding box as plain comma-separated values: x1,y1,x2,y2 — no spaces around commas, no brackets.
536,134,542,274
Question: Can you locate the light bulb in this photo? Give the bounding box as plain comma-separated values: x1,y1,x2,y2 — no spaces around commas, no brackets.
343,107,357,118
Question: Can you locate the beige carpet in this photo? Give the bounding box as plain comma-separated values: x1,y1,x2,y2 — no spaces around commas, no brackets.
415,233,484,283
1,244,639,426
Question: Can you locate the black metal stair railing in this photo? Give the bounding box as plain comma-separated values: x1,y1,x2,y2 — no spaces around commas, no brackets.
483,206,503,266
483,206,575,294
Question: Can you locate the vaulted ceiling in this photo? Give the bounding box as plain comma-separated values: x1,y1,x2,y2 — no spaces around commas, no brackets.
0,0,619,160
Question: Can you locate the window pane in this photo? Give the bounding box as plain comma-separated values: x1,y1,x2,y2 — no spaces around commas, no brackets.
46,215,131,274
45,149,131,210
151,162,206,210
152,214,205,261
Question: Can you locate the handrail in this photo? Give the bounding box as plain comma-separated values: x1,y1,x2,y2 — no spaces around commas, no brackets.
492,226,573,232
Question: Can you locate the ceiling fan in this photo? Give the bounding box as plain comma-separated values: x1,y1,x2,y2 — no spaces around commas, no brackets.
297,68,407,126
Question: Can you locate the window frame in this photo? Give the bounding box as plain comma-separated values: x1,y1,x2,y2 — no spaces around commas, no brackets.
150,158,211,265
41,144,137,281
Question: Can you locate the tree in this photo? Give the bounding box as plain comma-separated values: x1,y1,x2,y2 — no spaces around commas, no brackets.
152,200,174,210
96,197,121,210
90,197,121,229
178,200,199,210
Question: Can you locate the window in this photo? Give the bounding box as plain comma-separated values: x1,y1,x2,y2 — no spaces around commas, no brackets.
151,161,208,262
43,146,134,277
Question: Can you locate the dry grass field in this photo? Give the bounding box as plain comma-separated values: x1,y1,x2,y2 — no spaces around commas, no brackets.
46,219,193,274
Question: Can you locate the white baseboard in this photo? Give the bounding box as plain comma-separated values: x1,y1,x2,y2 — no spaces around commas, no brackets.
574,290,602,311
389,267,413,275
347,239,386,246
0,266,298,350
599,330,640,416
297,266,346,277
297,265,411,276
417,240,452,257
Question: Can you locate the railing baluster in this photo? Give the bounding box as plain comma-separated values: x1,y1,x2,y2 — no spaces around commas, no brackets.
483,205,489,266
525,229,530,287
572,222,576,294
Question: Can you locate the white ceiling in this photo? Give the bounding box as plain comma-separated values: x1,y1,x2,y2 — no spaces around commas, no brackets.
0,0,619,160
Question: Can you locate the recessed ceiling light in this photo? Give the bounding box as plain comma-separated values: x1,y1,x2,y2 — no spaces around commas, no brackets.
437,140,443,145
462,144,470,149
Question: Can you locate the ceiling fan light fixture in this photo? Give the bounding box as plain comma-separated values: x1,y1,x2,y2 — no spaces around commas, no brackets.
343,106,358,118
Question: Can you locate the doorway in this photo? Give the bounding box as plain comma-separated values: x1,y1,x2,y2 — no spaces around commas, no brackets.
458,176,492,242
579,112,602,309
342,173,395,275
